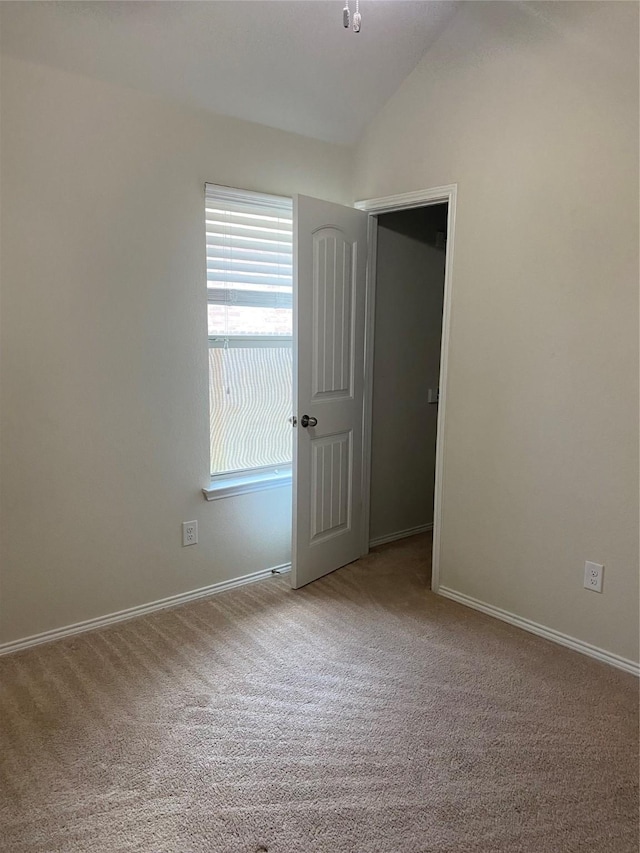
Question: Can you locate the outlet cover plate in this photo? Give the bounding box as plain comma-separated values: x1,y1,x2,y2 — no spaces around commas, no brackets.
584,561,603,593
182,520,198,547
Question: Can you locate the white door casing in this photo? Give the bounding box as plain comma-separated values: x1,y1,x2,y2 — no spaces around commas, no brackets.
292,195,369,588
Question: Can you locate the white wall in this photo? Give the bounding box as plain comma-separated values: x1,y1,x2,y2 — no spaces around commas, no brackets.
0,57,352,644
370,212,445,542
355,1,639,662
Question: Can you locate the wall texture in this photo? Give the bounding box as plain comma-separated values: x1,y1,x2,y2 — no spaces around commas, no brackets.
370,211,445,542
0,57,352,644
354,1,639,663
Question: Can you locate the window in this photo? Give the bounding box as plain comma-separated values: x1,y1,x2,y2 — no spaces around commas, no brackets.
204,184,293,498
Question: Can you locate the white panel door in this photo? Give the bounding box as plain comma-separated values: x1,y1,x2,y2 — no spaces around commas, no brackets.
292,195,369,588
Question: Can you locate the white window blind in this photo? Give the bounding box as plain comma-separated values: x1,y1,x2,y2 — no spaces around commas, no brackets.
205,184,293,477
206,184,293,343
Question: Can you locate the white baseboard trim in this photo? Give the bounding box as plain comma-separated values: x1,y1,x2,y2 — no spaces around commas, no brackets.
369,523,433,549
438,586,639,677
0,562,292,658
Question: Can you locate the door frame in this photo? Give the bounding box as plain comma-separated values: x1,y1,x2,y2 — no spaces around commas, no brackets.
355,184,458,593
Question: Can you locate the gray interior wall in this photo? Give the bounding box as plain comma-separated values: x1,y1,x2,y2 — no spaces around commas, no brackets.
370,206,446,543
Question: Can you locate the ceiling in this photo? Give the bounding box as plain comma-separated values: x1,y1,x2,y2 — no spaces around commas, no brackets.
0,0,459,145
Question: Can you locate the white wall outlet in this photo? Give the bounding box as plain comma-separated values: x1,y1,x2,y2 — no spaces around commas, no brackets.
182,520,198,547
584,561,604,593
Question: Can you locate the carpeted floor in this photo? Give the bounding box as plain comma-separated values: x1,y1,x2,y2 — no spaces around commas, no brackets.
0,534,638,852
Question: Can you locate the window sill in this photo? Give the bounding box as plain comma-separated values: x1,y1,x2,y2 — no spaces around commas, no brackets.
202,468,292,501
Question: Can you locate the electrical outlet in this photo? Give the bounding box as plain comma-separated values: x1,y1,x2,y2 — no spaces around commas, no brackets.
584,561,603,593
182,520,198,547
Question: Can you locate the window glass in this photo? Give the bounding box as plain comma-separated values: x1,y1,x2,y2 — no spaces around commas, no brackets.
205,185,293,477
209,347,292,474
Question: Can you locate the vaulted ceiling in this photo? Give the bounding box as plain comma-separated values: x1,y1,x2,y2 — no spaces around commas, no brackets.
0,0,459,144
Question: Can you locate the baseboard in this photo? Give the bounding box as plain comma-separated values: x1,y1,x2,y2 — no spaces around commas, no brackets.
0,562,292,658
369,523,433,549
438,586,639,677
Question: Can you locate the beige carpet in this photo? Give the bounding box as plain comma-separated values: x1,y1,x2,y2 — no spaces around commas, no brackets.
0,534,637,852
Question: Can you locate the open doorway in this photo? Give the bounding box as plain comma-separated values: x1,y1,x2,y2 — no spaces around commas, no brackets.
290,187,456,591
368,204,448,574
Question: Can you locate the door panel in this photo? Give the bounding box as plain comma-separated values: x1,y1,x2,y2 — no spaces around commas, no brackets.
310,431,351,542
312,228,352,399
292,196,369,589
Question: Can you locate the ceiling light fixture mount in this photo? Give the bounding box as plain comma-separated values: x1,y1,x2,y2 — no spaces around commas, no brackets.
343,1,361,32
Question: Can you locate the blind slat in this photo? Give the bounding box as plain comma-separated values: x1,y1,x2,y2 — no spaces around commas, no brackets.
209,336,292,349
207,258,292,278
208,288,293,309
206,235,292,255
205,212,292,233
207,271,292,288
206,249,292,266
206,258,292,270
204,223,292,245
208,283,290,293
